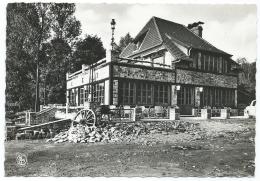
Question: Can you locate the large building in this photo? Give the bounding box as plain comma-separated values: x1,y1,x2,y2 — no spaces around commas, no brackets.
66,16,240,116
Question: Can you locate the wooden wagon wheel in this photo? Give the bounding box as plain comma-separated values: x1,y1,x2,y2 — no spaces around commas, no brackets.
73,109,96,127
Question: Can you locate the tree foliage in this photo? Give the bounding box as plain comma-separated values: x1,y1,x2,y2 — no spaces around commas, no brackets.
237,57,256,105
71,35,106,72
114,32,133,53
6,3,106,112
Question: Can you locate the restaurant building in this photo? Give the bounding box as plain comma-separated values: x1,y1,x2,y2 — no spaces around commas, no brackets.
66,16,240,116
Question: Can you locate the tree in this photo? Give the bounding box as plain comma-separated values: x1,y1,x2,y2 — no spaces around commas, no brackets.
6,3,81,110
236,58,256,105
6,3,49,111
114,32,133,53
41,3,82,105
33,3,53,111
72,35,106,72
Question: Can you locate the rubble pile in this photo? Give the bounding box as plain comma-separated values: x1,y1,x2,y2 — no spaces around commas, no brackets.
46,121,201,144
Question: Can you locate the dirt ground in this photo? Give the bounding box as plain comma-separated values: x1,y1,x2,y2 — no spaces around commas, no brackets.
5,118,255,177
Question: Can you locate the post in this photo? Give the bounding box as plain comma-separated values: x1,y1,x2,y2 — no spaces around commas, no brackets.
195,87,201,107
66,90,69,116
220,109,230,119
171,85,178,106
169,106,180,120
201,108,211,119
28,112,31,126
234,89,237,107
34,61,39,112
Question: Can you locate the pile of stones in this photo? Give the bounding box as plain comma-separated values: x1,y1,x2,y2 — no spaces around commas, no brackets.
46,121,201,144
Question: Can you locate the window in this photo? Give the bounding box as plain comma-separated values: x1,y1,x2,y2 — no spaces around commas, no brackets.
177,86,195,105
219,57,223,73
200,87,235,108
69,89,76,106
213,56,218,72
79,87,84,105
134,32,147,51
93,82,105,103
120,81,135,105
201,54,205,70
209,56,213,72
84,85,90,102
222,59,227,73
205,55,209,71
154,84,169,105
192,53,198,69
119,80,169,105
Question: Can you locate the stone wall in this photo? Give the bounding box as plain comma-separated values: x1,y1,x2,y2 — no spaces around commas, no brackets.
176,69,237,88
113,65,175,83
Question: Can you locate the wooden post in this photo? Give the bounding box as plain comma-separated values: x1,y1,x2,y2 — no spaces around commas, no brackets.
171,85,177,106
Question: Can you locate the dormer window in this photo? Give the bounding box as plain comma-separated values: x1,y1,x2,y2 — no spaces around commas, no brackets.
133,31,147,51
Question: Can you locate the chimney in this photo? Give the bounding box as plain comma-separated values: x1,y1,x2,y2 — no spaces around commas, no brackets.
187,21,204,38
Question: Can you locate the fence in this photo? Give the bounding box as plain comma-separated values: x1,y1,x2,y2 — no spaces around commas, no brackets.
192,108,245,118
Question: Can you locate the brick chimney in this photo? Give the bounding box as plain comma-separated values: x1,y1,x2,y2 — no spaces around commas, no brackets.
187,21,204,38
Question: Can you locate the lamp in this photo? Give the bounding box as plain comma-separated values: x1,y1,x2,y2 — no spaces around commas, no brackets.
176,85,181,91
110,19,116,50
199,87,203,92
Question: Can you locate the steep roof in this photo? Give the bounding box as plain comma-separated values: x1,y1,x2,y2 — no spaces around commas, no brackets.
120,16,231,59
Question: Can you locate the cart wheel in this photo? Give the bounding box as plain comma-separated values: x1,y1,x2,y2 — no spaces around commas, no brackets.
74,109,96,127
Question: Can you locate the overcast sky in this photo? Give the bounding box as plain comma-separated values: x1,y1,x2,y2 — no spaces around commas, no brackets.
75,4,256,62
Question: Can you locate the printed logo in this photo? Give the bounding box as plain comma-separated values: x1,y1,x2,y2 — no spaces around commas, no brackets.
16,152,27,167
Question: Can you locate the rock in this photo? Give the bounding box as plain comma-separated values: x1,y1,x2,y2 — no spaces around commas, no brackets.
162,131,168,135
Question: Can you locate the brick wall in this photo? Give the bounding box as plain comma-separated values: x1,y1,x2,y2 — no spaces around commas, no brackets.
176,69,237,88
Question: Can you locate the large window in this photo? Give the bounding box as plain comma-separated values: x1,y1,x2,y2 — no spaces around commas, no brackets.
193,52,230,74
200,87,235,108
119,80,170,106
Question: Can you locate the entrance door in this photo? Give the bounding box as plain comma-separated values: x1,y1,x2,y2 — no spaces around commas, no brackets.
177,86,195,115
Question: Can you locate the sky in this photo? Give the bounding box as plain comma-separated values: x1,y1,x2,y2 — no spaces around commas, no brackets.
74,3,257,62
